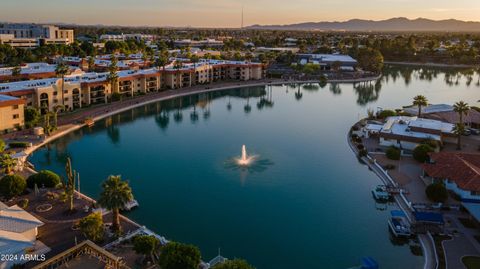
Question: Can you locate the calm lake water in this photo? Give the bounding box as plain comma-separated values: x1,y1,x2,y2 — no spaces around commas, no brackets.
29,65,479,269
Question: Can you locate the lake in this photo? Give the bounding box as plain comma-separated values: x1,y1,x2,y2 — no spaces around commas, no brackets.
29,65,479,268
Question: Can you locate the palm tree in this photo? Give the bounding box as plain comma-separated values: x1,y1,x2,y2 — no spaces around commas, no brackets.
55,61,69,107
11,65,22,80
87,57,95,72
173,61,183,89
98,175,133,234
52,104,65,129
107,55,119,100
452,123,466,150
0,154,17,174
412,95,428,117
453,101,470,126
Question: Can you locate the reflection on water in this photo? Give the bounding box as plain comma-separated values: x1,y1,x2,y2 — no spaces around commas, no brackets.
224,157,275,185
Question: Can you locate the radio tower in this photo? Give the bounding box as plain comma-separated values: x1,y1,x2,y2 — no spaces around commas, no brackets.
241,6,244,30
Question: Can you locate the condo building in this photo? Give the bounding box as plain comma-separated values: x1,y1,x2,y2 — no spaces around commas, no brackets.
0,60,265,113
0,94,25,132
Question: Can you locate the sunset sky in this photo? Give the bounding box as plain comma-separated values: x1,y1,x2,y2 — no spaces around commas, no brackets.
1,0,480,27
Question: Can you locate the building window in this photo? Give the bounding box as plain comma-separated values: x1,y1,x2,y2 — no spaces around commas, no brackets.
471,191,480,196
13,114,19,119
12,105,19,109
53,91,58,96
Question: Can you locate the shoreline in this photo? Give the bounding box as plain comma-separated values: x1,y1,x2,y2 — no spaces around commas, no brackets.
347,122,435,269
21,76,380,157
385,61,478,68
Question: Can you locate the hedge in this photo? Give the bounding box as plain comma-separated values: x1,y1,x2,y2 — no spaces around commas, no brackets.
0,174,26,199
9,142,31,148
27,170,61,188
386,146,401,160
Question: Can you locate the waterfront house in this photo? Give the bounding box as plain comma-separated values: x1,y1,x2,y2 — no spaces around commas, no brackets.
423,152,480,202
364,116,455,151
0,202,47,269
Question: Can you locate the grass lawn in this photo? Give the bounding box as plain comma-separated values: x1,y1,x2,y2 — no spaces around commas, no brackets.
462,256,480,269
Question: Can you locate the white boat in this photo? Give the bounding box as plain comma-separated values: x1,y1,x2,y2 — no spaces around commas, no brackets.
122,199,139,211
372,185,391,201
388,210,411,237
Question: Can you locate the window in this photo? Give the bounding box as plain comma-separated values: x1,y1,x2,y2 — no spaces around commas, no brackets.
12,105,19,109
12,114,19,119
64,98,69,101
471,191,480,196
53,91,58,96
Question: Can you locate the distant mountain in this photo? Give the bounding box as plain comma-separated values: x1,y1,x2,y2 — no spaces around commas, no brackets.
247,17,480,32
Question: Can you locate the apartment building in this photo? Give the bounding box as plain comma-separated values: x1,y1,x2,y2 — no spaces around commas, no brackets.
0,62,82,82
0,23,74,48
0,95,25,132
0,60,265,113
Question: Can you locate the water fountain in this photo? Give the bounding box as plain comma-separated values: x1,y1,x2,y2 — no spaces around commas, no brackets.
236,145,256,166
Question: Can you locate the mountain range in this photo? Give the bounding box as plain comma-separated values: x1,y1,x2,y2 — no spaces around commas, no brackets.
247,17,480,32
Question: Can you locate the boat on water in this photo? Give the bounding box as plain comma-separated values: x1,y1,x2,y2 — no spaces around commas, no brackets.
122,199,139,211
388,210,411,237
371,185,391,202
347,257,379,269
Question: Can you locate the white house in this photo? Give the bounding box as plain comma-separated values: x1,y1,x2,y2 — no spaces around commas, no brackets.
0,202,46,269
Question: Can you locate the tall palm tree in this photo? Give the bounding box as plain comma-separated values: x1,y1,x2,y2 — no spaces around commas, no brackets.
453,101,470,126
55,61,69,107
412,95,428,117
107,55,119,101
452,123,466,150
98,175,133,234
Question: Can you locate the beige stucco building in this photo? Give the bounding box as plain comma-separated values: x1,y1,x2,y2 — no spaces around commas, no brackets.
0,95,25,132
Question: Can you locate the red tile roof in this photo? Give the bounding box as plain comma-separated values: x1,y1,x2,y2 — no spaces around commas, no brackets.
423,152,480,191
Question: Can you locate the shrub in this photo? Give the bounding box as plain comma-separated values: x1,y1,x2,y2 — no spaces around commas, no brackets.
377,109,397,119
213,259,255,269
159,242,201,269
133,235,160,257
426,183,448,203
8,142,30,149
0,174,26,199
358,149,368,157
357,144,365,150
413,144,434,163
384,164,396,170
79,212,104,242
351,134,359,140
18,198,29,209
386,146,401,160
27,170,61,188
0,139,5,152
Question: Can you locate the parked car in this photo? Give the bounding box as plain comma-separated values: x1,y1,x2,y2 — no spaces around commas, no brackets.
468,128,480,135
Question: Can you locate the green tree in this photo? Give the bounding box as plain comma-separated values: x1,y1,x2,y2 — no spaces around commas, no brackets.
377,109,397,119
213,259,255,269
452,123,466,150
412,95,428,117
79,212,104,242
425,183,448,203
64,157,77,212
453,101,470,150
0,154,17,174
158,242,201,269
87,56,95,72
55,61,69,107
24,107,41,128
107,55,119,97
0,174,26,199
11,65,22,79
386,146,401,160
26,170,61,188
357,48,384,73
155,50,169,72
133,235,160,263
413,144,434,163
98,175,133,234
0,139,5,152
52,105,65,129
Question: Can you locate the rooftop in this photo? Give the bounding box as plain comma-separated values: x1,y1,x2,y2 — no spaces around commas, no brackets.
380,116,442,141
423,152,480,192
